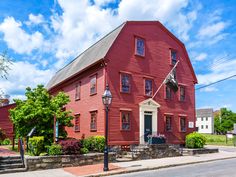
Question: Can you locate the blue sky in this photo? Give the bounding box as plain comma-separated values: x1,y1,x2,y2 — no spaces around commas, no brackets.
0,0,236,111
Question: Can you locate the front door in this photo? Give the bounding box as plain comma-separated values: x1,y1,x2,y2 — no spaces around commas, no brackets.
144,114,152,142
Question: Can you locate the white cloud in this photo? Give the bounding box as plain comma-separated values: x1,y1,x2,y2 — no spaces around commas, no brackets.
0,17,44,54
200,87,218,92
195,53,207,61
25,14,45,26
0,61,55,98
94,0,115,7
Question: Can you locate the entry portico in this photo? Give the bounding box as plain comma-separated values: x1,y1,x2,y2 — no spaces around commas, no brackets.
139,98,160,144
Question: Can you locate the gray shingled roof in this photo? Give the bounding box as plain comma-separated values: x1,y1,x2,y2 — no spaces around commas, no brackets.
46,22,126,90
196,108,213,117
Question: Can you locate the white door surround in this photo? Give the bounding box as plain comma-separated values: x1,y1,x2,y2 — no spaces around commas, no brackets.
139,98,160,144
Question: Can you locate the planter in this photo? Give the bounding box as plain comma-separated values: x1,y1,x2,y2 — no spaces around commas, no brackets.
148,137,166,144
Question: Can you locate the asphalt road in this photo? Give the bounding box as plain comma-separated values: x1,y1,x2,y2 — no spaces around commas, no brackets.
112,158,236,177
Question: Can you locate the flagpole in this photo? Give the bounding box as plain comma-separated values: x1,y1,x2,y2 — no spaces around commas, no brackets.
152,60,180,99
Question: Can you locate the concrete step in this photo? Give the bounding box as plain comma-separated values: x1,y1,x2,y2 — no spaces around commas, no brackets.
0,158,23,164
0,167,27,174
0,156,21,160
0,163,24,170
116,157,133,162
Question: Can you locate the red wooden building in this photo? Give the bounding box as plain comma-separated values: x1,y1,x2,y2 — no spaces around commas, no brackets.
47,21,198,145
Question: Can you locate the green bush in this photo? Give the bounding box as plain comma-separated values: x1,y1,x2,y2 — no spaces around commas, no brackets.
2,138,11,145
82,136,105,152
186,132,206,148
80,147,89,154
29,136,44,156
47,144,62,156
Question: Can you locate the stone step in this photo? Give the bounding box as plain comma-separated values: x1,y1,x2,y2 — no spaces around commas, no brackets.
116,157,133,162
0,163,24,170
0,156,22,160
0,158,23,164
0,167,27,174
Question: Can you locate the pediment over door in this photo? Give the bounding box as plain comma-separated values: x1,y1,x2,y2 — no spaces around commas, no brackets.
139,98,161,108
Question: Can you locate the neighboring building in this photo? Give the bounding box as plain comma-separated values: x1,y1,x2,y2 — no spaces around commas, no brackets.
0,103,15,139
47,21,198,145
196,108,214,134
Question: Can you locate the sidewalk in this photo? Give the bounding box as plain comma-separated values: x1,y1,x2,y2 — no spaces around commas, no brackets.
0,146,17,157
1,150,236,177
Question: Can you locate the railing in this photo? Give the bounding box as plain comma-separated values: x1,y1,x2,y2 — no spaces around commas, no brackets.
19,138,25,166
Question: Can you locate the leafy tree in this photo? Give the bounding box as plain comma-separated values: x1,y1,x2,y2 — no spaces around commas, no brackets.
10,85,73,145
214,108,236,134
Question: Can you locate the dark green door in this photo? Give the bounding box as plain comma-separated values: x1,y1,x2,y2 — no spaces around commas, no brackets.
144,114,152,142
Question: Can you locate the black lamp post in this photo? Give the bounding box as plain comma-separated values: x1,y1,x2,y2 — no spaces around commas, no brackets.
102,84,112,171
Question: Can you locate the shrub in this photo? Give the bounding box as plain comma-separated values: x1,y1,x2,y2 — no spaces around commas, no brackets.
59,139,81,155
82,136,105,152
186,132,206,148
0,128,6,141
2,138,11,145
29,136,45,156
47,144,62,156
80,147,89,154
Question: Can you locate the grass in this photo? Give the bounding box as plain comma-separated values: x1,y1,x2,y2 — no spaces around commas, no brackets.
203,134,234,146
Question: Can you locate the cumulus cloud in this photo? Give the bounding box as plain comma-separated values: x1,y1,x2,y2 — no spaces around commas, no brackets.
0,17,44,54
25,14,45,26
195,53,207,61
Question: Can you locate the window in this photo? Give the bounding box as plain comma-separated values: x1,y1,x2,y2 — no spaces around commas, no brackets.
90,111,97,131
121,111,131,130
145,79,153,96
74,114,80,132
165,116,172,132
179,86,185,101
135,37,145,56
121,73,131,93
75,82,81,100
171,50,177,65
165,86,172,99
90,75,97,95
201,125,204,129
180,117,186,132
206,125,208,129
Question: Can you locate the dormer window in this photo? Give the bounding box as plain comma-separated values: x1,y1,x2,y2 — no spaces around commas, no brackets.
135,37,145,57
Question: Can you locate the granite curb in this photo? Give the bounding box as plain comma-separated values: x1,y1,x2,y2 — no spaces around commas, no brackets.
83,156,236,177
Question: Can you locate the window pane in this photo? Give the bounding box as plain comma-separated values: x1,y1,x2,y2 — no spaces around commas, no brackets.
171,50,177,65
74,115,80,132
145,79,153,96
121,112,130,130
180,117,186,132
75,83,81,100
166,116,172,131
121,74,130,93
136,38,145,56
90,112,97,131
90,76,96,94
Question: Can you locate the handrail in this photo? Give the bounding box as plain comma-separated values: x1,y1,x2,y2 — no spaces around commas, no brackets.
19,138,25,166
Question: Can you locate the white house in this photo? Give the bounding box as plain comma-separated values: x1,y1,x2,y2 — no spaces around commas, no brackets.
196,108,214,134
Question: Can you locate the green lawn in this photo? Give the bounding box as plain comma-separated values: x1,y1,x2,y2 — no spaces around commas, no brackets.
203,134,234,146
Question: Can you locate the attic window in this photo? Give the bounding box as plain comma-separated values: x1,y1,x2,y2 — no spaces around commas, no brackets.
135,37,145,57
170,50,177,65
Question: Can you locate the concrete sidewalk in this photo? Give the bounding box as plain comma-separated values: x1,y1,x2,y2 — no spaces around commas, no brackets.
1,150,236,177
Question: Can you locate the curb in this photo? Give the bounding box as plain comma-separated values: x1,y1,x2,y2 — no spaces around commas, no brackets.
83,156,236,177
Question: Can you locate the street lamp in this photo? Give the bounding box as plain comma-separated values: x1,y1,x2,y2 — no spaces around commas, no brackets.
102,84,112,171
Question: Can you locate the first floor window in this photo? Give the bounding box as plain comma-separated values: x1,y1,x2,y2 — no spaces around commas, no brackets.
121,111,131,130
179,86,185,101
145,79,153,96
201,125,204,129
206,125,208,129
90,75,97,95
165,116,172,132
90,111,97,131
74,114,80,132
165,86,172,99
180,117,186,132
121,73,131,93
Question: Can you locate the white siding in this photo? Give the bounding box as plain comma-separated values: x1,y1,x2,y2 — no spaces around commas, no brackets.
196,116,214,134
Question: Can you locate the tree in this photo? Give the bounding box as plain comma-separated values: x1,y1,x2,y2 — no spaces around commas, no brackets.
214,108,236,134
10,85,73,145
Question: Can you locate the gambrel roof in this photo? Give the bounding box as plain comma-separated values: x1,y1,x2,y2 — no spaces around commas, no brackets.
47,21,197,90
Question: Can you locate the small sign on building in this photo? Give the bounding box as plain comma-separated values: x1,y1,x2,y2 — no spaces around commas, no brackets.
188,121,194,128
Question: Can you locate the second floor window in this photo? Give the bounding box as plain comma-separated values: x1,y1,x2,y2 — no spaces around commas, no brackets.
171,50,177,65
180,117,186,132
145,79,153,96
121,73,131,93
165,86,172,100
90,111,97,131
90,75,97,95
180,86,185,101
75,82,81,100
165,116,172,132
135,37,145,56
121,111,131,130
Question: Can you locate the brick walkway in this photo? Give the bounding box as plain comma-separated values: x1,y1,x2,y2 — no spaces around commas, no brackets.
0,146,17,156
64,163,124,176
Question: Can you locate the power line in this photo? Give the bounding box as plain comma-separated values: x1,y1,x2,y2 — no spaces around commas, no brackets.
195,74,236,90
